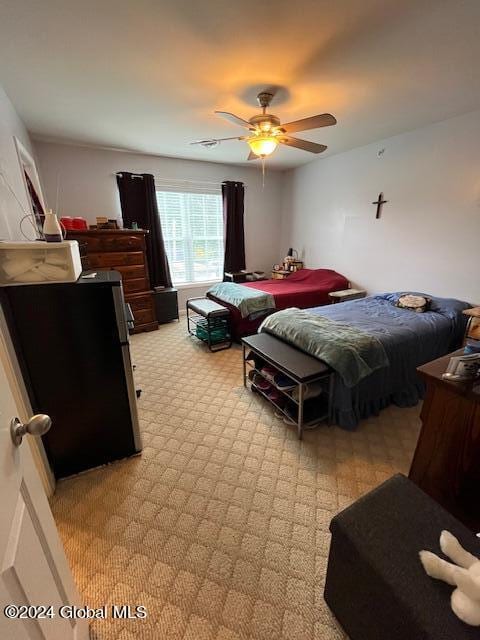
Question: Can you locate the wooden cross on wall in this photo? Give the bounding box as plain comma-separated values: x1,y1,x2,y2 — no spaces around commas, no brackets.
372,192,388,219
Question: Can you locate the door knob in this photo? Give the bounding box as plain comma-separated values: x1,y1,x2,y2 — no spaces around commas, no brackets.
10,414,52,447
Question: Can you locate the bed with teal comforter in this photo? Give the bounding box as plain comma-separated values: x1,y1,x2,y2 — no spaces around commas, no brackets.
259,293,470,429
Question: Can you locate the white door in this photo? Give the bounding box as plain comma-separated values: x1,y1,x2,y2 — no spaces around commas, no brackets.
0,327,88,640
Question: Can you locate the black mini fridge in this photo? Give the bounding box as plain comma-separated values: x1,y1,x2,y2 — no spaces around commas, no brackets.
1,271,142,478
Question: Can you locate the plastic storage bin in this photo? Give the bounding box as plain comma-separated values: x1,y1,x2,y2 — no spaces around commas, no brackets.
195,317,229,344
0,241,82,286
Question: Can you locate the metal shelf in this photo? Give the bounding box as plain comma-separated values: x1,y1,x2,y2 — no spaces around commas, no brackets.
246,361,328,407
248,380,329,428
186,299,232,352
242,338,335,439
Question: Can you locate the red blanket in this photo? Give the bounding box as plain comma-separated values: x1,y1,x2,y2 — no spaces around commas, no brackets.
243,268,349,309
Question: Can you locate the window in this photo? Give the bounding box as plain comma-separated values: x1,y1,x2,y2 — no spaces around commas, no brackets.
156,187,223,285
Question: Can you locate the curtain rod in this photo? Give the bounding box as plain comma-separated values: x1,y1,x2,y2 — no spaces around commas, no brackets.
153,178,245,190
115,173,219,185
115,174,244,187
154,176,222,187
115,172,144,179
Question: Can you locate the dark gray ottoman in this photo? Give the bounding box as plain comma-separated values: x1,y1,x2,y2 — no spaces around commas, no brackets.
324,474,480,640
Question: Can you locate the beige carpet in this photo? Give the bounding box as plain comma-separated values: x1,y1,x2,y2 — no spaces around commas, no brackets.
51,319,421,640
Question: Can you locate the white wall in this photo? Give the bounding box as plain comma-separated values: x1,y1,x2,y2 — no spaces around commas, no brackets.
34,141,285,305
281,109,480,304
0,85,38,241
0,86,55,494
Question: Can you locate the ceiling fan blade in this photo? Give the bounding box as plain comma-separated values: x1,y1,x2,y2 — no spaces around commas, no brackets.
247,151,258,161
190,136,244,146
279,136,327,154
190,139,215,146
215,111,252,129
281,113,336,134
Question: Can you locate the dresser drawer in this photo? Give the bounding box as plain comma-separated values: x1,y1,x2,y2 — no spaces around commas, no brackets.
131,307,156,325
101,234,145,252
123,277,149,294
125,292,157,330
72,234,145,253
126,292,153,312
113,265,146,280
88,252,145,268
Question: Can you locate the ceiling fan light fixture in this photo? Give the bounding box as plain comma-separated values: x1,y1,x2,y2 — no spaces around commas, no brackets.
201,93,337,161
247,135,278,157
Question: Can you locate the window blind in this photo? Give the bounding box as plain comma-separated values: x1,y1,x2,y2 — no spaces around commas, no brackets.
155,183,224,286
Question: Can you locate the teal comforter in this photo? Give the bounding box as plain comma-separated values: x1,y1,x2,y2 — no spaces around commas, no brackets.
259,308,389,387
208,282,275,319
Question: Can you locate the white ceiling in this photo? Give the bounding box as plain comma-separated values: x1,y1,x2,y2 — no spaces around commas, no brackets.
1,0,479,169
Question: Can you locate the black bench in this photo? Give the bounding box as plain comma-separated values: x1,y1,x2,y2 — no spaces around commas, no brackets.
242,332,334,439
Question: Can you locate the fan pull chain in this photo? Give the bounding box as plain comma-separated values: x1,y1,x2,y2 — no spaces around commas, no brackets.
261,157,266,188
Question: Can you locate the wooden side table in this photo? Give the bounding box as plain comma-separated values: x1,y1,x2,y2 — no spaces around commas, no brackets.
153,287,179,324
271,262,304,280
463,307,480,344
328,289,366,303
408,350,480,530
271,270,291,280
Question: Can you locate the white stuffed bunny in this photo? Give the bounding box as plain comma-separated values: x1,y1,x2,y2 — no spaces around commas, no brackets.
420,530,480,626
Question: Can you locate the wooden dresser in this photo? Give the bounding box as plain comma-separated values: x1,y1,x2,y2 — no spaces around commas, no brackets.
67,229,158,333
409,350,480,530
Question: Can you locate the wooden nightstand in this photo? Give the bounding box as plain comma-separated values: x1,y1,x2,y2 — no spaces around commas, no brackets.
153,287,179,324
463,307,480,345
409,350,480,529
271,261,304,280
328,289,366,303
271,270,291,280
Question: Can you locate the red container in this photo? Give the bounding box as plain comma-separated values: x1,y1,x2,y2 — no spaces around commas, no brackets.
60,216,74,230
72,217,88,230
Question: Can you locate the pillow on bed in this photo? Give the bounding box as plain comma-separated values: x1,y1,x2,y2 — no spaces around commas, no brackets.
376,292,471,321
395,294,431,313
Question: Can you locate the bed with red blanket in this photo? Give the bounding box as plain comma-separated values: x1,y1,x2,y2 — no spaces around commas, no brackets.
207,268,349,340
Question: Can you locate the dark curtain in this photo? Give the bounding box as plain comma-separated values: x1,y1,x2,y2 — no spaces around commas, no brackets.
116,172,172,288
222,181,245,278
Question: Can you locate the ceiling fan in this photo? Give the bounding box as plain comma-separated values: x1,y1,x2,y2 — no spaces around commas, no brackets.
191,91,337,160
